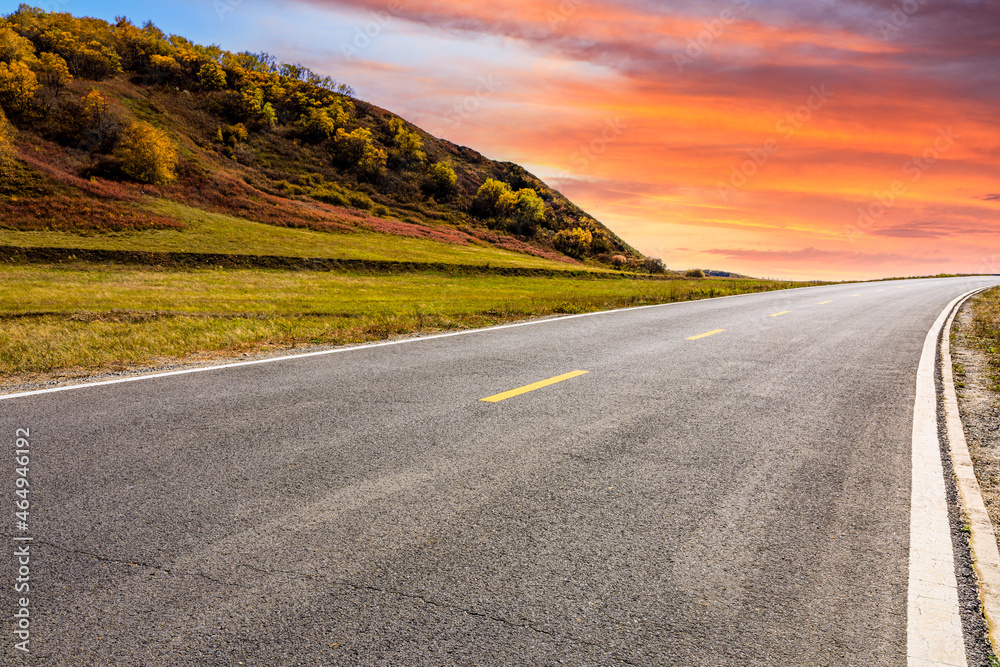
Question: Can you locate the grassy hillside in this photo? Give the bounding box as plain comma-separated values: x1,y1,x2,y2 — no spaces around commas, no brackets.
0,6,648,270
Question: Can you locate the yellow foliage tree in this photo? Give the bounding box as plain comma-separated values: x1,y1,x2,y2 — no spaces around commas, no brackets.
34,52,71,90
0,107,15,178
424,161,457,198
0,21,37,65
0,60,38,116
388,117,424,165
197,60,226,90
472,178,512,218
554,227,593,258
113,121,177,184
358,141,387,180
149,54,182,82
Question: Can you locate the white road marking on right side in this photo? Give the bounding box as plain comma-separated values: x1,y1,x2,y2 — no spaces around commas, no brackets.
941,289,1000,648
907,291,974,667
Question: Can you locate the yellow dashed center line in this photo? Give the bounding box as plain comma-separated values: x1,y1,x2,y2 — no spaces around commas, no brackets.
818,301,833,305
686,329,726,341
876,290,886,292
851,294,862,297
769,311,791,317
480,370,589,403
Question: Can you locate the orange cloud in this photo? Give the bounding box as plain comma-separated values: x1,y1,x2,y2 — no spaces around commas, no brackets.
284,0,1000,278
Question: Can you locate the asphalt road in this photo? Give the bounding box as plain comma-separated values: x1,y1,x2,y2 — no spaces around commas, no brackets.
3,276,1000,665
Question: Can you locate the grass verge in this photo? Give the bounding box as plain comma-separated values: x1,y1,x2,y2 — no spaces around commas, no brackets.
0,263,824,383
969,287,1000,392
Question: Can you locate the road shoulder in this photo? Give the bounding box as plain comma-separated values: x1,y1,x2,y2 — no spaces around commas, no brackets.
951,289,1000,659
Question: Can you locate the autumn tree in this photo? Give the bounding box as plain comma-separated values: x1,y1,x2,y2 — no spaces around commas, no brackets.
30,51,70,112
0,20,37,64
144,54,181,84
471,178,512,218
333,127,386,179
215,123,248,147
387,116,424,168
112,121,177,184
423,161,457,198
554,227,593,258
0,107,15,178
507,188,546,235
0,60,38,117
34,52,71,89
81,89,123,151
197,60,226,90
236,85,276,127
471,178,546,234
299,100,350,142
358,141,387,180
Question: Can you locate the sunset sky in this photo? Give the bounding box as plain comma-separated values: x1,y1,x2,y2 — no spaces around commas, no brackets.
70,0,1000,279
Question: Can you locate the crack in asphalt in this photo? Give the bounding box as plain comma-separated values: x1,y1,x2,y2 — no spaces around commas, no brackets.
35,540,236,587
235,562,640,665
35,541,639,663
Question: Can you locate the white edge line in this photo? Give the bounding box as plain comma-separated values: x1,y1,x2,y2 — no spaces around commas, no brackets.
0,277,988,402
941,286,1000,653
907,287,987,667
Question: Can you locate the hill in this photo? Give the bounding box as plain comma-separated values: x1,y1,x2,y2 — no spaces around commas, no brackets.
0,6,652,270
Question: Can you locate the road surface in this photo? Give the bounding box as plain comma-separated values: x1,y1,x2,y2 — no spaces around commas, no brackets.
3,276,999,665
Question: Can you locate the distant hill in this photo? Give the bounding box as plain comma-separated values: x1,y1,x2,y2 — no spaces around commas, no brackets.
703,270,751,279
0,7,650,269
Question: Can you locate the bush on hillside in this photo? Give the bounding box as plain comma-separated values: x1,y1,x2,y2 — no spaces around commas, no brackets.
472,178,546,235
112,121,177,184
685,269,705,278
215,123,248,147
423,161,457,198
81,89,126,152
554,227,593,258
333,127,385,180
0,107,15,177
643,258,666,274
387,117,424,169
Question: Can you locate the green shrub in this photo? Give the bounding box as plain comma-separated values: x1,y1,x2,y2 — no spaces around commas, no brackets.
644,258,666,274
312,189,349,206
273,180,305,196
215,123,248,147
685,269,705,278
346,191,373,210
424,161,457,198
